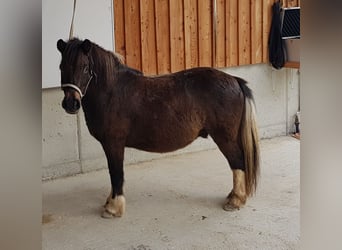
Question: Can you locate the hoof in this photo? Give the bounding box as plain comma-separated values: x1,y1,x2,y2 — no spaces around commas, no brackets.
101,210,116,219
102,195,125,218
223,203,240,211
223,191,246,211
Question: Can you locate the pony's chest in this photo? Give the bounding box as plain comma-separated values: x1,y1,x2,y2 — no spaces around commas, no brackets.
82,102,128,141
82,105,107,140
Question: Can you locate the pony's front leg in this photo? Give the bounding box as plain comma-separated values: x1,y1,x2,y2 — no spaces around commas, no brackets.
101,142,126,218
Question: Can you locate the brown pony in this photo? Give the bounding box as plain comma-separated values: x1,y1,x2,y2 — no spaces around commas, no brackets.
57,38,260,218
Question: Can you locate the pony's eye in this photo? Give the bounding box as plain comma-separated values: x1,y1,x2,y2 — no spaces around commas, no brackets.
83,66,89,74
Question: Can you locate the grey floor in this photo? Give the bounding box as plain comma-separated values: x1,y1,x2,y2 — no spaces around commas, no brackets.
43,136,300,250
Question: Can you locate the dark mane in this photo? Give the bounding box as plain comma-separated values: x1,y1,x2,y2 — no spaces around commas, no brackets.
65,38,143,84
118,65,143,76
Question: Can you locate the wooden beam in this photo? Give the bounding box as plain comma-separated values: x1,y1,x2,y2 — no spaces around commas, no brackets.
284,61,300,68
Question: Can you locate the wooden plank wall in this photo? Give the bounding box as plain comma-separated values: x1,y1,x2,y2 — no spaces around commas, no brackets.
184,0,199,69
140,0,157,74
170,0,185,72
155,0,171,74
113,0,300,75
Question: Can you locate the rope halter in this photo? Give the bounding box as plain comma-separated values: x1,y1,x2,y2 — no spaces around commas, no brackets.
61,70,96,99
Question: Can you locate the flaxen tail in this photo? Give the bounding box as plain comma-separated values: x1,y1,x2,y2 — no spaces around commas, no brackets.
236,77,260,196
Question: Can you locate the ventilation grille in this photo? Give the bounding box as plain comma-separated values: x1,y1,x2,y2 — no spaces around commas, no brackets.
281,7,300,39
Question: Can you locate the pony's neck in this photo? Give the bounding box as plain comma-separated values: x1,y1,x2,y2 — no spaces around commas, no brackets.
81,45,124,112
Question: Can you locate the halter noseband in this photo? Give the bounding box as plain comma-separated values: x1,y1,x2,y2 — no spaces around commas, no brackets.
61,69,96,99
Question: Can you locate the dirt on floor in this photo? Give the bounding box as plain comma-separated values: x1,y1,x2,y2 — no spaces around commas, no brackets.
42,136,300,250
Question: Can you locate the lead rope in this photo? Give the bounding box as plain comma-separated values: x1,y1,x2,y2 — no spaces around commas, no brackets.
69,0,77,39
62,0,97,99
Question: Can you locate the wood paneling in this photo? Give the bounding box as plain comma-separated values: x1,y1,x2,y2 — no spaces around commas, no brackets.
225,0,238,66
184,0,199,69
283,0,299,8
251,0,263,64
198,0,212,67
140,0,157,74
215,0,226,67
155,0,171,74
170,0,185,72
262,0,273,63
238,0,251,65
113,0,125,58
113,0,300,74
124,0,141,70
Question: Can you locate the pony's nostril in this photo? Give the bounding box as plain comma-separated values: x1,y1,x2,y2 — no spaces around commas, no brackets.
74,100,80,110
62,98,80,114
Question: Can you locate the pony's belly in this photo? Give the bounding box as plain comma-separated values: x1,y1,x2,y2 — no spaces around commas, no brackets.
126,111,205,153
126,133,198,153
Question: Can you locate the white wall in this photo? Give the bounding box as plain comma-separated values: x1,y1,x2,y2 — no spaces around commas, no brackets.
222,65,300,138
42,0,114,88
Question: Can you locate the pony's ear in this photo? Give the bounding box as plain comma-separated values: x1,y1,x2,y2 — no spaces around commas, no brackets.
81,39,92,54
57,39,66,53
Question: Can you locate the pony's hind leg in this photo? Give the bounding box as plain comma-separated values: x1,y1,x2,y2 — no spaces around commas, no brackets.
224,169,247,211
212,136,247,211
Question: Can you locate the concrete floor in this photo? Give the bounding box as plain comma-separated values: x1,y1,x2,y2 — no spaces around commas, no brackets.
42,136,300,250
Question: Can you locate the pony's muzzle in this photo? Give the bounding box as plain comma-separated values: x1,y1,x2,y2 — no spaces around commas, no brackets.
62,86,82,114
62,96,81,114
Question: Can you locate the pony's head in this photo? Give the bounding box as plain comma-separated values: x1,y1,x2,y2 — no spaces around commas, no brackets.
57,38,95,114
